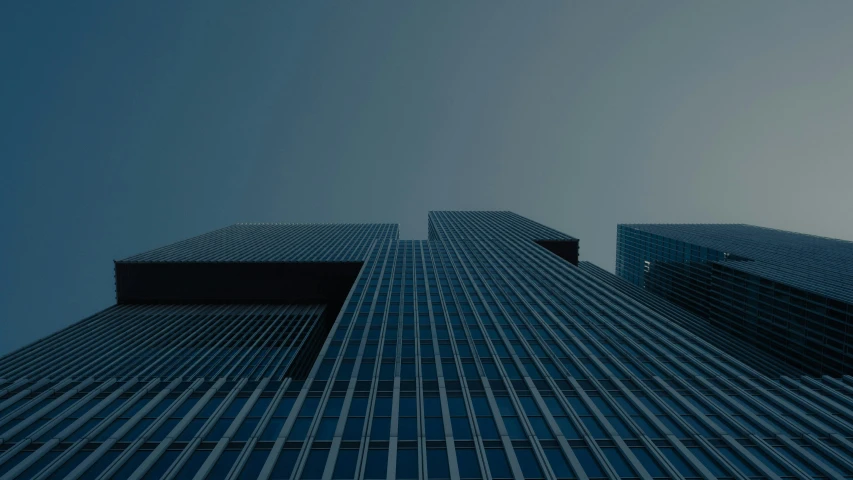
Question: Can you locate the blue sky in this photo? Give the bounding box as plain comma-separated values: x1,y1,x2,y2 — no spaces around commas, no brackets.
3,1,853,354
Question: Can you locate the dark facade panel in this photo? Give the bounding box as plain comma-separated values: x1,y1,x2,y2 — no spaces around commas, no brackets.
534,239,579,266
115,261,363,304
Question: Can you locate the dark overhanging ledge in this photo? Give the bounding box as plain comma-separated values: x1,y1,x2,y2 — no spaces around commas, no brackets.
115,261,363,305
114,260,365,380
535,239,579,266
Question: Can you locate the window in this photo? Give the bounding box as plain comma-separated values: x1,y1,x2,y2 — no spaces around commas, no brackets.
427,448,450,479
515,448,544,479
175,450,210,480
370,396,392,440
333,449,359,479
208,450,240,480
399,395,418,440
519,396,553,439
364,448,388,479
456,448,481,479
543,448,574,479
485,448,512,479
424,395,444,440
288,397,321,441
343,396,368,440
233,397,271,441
260,396,295,441
602,448,635,477
573,448,604,478
396,448,419,480
272,449,300,479
660,448,699,477
205,396,248,441
301,449,330,479
238,450,270,480
630,448,665,477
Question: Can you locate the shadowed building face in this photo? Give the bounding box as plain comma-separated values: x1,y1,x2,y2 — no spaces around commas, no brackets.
617,223,853,376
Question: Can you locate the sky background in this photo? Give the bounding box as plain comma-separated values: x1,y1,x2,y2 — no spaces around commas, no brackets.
3,1,853,354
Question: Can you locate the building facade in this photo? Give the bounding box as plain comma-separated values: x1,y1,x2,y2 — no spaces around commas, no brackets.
616,224,853,377
1,212,853,479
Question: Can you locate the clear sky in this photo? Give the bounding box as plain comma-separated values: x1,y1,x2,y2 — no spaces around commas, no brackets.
3,1,853,354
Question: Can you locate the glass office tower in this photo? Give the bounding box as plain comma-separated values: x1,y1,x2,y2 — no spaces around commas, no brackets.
616,224,853,377
2,212,853,479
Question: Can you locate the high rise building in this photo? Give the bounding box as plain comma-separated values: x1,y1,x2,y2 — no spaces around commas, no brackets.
2,212,853,479
616,223,853,377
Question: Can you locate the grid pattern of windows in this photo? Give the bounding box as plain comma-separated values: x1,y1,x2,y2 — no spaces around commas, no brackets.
617,224,853,376
122,223,398,263
0,304,326,381
2,213,853,479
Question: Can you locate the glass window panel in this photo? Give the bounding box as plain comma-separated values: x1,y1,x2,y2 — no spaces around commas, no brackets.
400,397,418,416
371,417,391,440
485,449,512,479
451,417,472,440
315,418,338,440
528,417,553,439
630,448,665,477
688,447,727,477
555,417,580,439
471,397,491,415
343,417,364,440
425,419,444,440
661,448,699,477
204,417,233,441
18,451,60,479
456,448,481,479
177,418,205,441
516,448,544,479
288,418,311,441
374,397,392,414
145,450,180,480
396,449,419,480
272,449,300,480
574,448,604,477
301,449,330,479
207,450,240,480
299,398,320,416
275,397,296,417
225,397,248,417
447,397,467,416
364,448,388,480
503,417,526,439
199,397,224,417
234,418,259,441
399,417,418,440
477,416,499,439
237,450,270,480
175,450,209,480
544,448,575,479
427,449,451,480
333,449,359,479
349,397,368,416
602,448,635,477
324,397,344,416
261,418,284,441
423,397,442,417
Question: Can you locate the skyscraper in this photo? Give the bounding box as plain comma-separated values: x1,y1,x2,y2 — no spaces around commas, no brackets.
616,223,853,377
1,212,852,479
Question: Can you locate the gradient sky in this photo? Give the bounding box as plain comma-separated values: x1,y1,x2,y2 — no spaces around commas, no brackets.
3,1,853,354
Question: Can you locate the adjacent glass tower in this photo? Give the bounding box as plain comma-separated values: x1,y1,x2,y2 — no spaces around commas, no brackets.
616,223,853,377
2,212,853,480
